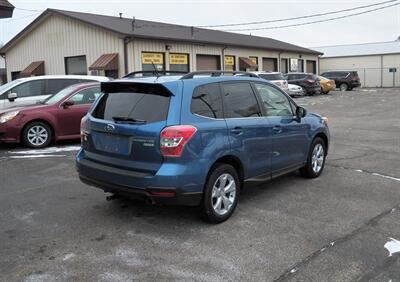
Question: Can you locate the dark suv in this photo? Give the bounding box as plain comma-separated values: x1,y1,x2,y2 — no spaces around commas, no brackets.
320,71,361,91
285,73,321,95
76,71,330,223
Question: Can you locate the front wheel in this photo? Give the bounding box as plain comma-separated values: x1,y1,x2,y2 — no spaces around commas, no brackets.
200,164,240,223
22,121,52,148
300,137,327,178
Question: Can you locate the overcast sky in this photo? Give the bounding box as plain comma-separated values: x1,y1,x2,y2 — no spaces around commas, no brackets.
1,0,399,48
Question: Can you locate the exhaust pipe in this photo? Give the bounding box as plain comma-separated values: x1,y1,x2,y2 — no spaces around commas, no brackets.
145,196,156,205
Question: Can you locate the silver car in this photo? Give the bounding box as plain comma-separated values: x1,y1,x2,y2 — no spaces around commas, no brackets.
0,75,111,110
250,72,289,93
288,83,305,97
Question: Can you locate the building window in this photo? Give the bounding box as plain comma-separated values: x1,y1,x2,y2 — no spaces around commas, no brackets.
169,53,189,72
224,55,235,71
65,56,87,75
280,58,288,73
249,57,258,71
142,52,165,72
298,59,304,72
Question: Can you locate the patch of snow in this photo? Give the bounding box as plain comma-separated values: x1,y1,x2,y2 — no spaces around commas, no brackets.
8,154,66,159
384,238,400,257
63,253,76,261
9,146,80,155
290,268,297,273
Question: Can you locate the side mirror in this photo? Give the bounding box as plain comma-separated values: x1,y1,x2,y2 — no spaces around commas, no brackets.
8,93,17,102
296,106,307,119
62,100,75,108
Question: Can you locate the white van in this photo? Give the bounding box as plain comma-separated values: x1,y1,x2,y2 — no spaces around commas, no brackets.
0,75,111,110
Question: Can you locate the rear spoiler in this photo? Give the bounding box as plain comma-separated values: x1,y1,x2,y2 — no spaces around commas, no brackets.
101,81,173,97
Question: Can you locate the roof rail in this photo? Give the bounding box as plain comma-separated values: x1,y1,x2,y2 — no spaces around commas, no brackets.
123,70,188,78
180,70,259,80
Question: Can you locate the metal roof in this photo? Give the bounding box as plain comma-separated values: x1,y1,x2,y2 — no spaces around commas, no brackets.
0,8,322,55
313,40,400,58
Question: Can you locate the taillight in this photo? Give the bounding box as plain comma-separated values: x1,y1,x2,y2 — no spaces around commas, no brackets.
306,79,315,84
351,76,358,81
160,125,197,157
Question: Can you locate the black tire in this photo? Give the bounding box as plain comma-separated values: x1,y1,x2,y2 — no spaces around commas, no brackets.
200,163,240,223
300,137,327,178
347,87,353,91
339,83,348,91
22,121,52,148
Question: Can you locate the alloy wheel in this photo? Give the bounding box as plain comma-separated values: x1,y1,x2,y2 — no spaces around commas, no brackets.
211,173,236,216
311,144,324,173
27,125,49,146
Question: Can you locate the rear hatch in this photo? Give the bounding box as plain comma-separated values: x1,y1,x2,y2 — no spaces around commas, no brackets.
82,82,172,174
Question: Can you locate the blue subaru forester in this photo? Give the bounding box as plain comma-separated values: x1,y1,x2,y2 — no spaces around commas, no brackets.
76,71,330,223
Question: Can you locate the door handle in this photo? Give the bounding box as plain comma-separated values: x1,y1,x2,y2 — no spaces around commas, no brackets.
273,125,282,133
230,127,243,135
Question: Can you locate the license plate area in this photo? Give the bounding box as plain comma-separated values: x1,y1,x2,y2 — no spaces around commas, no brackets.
92,132,131,155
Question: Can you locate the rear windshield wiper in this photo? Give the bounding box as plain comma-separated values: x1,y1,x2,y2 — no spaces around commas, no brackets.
112,116,146,124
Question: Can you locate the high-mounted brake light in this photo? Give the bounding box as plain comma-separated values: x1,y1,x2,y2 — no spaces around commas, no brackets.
160,125,197,157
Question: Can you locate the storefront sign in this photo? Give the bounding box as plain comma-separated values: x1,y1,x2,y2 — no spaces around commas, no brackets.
169,54,188,65
224,56,235,66
249,57,258,65
142,53,164,64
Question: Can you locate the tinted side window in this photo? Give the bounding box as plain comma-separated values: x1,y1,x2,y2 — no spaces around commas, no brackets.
191,83,223,119
254,83,293,117
68,87,102,105
221,82,260,118
47,79,79,95
10,80,45,98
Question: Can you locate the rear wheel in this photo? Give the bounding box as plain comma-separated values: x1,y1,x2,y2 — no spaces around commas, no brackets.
339,83,348,91
22,121,52,148
200,164,240,223
300,137,326,178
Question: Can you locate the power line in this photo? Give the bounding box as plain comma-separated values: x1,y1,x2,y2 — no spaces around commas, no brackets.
222,2,400,31
1,12,41,23
14,7,43,13
198,0,399,28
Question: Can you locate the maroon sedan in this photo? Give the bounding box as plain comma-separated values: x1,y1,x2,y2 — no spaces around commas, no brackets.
0,83,101,148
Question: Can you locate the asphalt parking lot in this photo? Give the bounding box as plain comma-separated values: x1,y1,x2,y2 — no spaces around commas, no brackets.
1,88,399,281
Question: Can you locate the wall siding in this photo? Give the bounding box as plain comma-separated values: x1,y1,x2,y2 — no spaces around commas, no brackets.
6,15,125,81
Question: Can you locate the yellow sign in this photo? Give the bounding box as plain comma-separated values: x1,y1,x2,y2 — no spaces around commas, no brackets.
142,53,164,64
249,57,258,65
169,54,188,65
224,56,235,66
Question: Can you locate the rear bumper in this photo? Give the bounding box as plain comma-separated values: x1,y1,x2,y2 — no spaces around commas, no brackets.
75,149,205,206
79,174,202,206
350,81,361,88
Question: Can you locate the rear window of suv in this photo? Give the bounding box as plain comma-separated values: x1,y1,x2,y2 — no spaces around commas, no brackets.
93,83,170,123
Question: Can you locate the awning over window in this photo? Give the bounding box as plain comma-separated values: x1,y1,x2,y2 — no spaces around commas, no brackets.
89,53,119,71
20,61,45,76
0,0,14,18
239,57,258,69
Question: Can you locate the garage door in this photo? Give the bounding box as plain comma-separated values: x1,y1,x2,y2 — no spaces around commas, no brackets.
196,55,221,70
262,58,278,71
306,60,316,74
